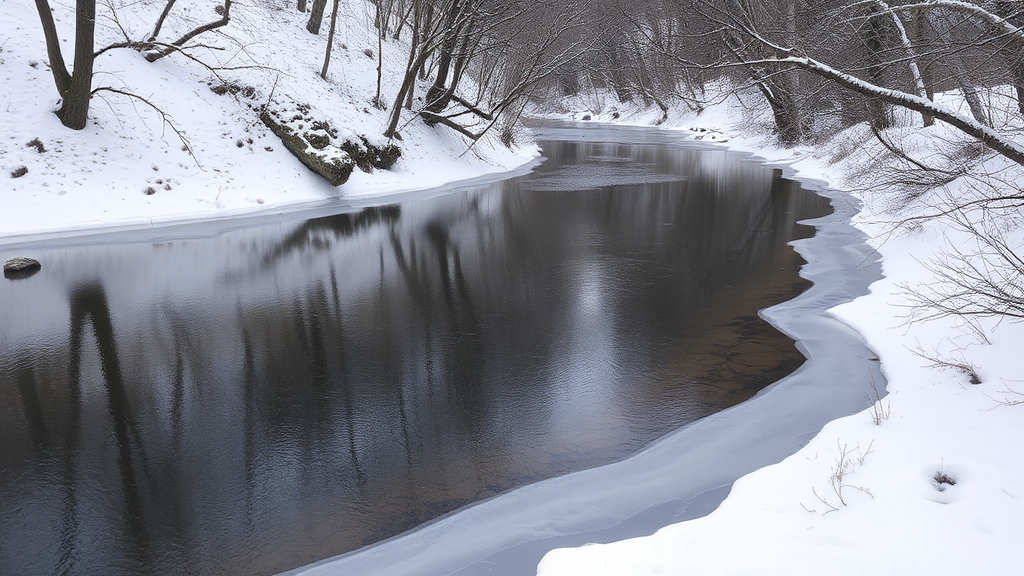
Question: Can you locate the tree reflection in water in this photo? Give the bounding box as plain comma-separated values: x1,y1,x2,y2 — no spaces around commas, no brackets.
0,136,831,575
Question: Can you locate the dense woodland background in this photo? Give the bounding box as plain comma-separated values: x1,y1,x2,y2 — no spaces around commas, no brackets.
32,0,1024,151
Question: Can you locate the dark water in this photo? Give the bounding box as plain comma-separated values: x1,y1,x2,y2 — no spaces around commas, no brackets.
0,128,831,576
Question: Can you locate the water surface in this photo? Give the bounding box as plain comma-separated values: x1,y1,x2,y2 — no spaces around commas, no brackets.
0,127,830,575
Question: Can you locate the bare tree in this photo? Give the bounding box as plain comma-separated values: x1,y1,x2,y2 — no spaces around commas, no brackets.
904,207,1024,326
33,0,96,129
376,0,594,142
924,5,989,125
991,0,1024,114
32,0,238,133
869,0,933,126
321,0,342,78
672,0,1024,165
95,0,234,62
307,0,329,34
682,0,831,144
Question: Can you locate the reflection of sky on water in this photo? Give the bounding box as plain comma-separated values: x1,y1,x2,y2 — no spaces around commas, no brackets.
551,254,619,432
0,129,832,576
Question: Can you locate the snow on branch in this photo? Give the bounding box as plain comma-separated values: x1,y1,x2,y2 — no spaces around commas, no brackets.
887,1,1024,41
739,54,1024,167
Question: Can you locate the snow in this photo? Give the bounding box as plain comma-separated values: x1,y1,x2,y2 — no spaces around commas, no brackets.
536,87,1024,575
3,2,1022,573
0,0,536,242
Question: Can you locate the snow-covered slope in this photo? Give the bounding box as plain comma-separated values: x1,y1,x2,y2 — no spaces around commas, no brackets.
536,88,1024,575
0,0,535,240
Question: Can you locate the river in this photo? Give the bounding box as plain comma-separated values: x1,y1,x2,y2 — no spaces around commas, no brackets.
0,123,879,576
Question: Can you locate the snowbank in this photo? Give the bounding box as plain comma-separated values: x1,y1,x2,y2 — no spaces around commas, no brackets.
537,88,1024,574
4,3,1021,569
0,0,535,242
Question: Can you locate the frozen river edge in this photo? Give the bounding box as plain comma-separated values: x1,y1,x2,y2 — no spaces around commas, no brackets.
281,139,884,576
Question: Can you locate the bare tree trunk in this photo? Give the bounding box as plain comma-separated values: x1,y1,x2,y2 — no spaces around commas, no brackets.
992,0,1024,114
400,1,427,112
320,0,340,79
297,0,306,12
418,1,434,81
307,0,328,34
766,85,802,144
723,33,802,144
32,0,72,95
375,5,384,107
386,48,432,137
874,0,933,126
33,0,95,129
148,0,178,41
431,30,476,115
927,8,990,126
777,0,804,137
405,6,419,109
863,5,892,130
604,39,635,103
143,0,232,62
424,0,464,113
56,0,95,129
392,1,413,40
912,8,937,107
1014,63,1024,115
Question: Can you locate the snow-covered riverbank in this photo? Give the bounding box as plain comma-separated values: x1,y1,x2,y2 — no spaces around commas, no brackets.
537,90,1024,575
0,0,536,243
4,1,1022,571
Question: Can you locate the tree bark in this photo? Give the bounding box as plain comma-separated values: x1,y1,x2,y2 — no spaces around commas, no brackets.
144,0,232,62
424,0,464,113
386,47,432,137
54,0,95,129
307,0,328,34
992,0,1024,114
405,5,420,109
32,0,72,95
723,34,802,144
1014,64,1024,115
874,0,933,126
148,0,178,41
863,5,893,130
912,8,937,105
320,0,340,79
926,8,989,126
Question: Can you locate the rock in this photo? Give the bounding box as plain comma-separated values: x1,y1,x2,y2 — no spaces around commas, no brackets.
4,256,41,272
260,110,355,186
210,81,256,99
4,256,41,279
340,137,401,173
304,131,331,150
